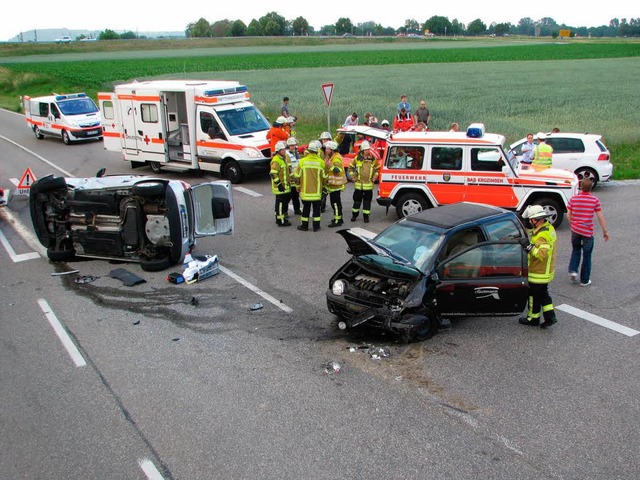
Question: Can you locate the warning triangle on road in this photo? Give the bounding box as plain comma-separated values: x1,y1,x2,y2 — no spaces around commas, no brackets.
17,168,37,189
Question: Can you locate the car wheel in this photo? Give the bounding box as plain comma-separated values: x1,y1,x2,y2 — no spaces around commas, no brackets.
47,246,75,262
62,130,72,145
34,126,45,140
32,175,67,193
223,160,243,184
132,181,166,197
148,162,162,173
575,168,598,188
395,192,428,219
140,255,173,272
533,198,563,229
400,312,438,343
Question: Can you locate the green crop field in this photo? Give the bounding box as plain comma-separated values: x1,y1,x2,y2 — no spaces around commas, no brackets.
1,38,639,178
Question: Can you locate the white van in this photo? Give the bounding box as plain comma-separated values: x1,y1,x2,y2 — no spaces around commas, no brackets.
24,93,103,144
98,80,272,183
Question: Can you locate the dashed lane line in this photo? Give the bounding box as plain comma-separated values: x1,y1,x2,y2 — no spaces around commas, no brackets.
138,459,166,480
219,265,293,313
37,299,87,367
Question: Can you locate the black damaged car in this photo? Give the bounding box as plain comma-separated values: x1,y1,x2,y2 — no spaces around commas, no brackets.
326,202,530,342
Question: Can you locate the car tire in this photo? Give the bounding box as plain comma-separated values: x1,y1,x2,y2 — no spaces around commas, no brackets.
575,167,598,189
132,181,166,197
140,255,173,272
401,312,438,343
395,192,428,219
62,130,72,145
32,175,67,193
533,198,564,229
47,246,75,262
34,126,45,140
223,160,243,184
148,162,162,173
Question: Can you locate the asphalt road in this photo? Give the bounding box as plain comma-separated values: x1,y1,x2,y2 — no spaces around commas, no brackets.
1,108,640,479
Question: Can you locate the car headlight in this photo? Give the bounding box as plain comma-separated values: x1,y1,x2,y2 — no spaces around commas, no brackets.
332,280,346,296
242,147,262,158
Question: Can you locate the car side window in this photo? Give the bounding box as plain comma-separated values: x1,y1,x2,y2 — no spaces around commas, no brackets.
442,244,524,279
484,218,523,241
431,147,463,170
546,137,585,154
470,147,504,172
140,104,158,123
38,102,49,117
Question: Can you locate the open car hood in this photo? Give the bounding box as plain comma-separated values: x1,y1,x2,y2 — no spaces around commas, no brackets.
337,228,414,268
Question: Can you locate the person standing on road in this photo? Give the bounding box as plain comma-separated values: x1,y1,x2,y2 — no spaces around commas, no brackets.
521,133,535,165
324,141,347,227
567,177,610,286
295,140,326,232
518,205,559,329
266,116,289,154
270,141,292,227
348,140,379,224
286,137,302,215
532,132,553,167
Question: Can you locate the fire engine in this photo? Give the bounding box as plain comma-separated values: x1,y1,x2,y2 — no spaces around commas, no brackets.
98,80,272,183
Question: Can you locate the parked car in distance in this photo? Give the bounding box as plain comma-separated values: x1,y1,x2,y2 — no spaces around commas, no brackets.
55,36,72,43
510,132,613,188
30,171,234,271
327,202,529,342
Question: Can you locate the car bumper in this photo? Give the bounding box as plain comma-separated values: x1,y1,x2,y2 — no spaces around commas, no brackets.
238,158,270,176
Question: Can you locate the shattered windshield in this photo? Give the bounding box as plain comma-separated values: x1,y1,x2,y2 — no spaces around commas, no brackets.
217,106,270,136
373,222,444,272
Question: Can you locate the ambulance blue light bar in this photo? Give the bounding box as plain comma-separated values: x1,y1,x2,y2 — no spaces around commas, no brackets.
55,93,87,101
203,85,248,97
467,123,485,138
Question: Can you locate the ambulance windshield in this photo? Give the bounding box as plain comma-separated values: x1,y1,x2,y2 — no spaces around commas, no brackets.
58,98,99,115
217,106,270,136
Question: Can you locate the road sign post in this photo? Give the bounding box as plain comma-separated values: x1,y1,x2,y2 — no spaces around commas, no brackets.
321,83,334,133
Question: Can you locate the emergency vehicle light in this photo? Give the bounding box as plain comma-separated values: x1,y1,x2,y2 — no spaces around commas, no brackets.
203,85,248,97
55,93,87,101
467,123,485,138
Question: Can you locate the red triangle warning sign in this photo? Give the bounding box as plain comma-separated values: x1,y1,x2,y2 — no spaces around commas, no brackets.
17,168,37,189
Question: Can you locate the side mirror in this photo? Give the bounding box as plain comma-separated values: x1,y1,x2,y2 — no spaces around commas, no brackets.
96,168,106,178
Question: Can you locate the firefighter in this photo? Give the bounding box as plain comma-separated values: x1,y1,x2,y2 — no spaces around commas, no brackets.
286,137,302,215
319,131,333,212
518,205,558,328
348,140,379,223
270,141,292,227
294,140,326,232
266,116,289,154
324,141,347,227
532,132,553,167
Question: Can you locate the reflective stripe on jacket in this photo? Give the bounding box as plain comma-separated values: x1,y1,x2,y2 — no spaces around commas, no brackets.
528,221,557,284
326,153,347,192
295,153,326,201
533,143,553,167
348,153,379,191
270,153,291,194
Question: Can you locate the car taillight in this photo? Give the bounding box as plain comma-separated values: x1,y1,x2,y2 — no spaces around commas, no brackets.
597,153,610,161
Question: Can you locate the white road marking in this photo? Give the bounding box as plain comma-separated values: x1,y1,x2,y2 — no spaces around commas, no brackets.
233,186,263,197
138,459,165,480
0,208,47,256
0,134,72,176
556,304,640,337
37,299,87,367
0,228,40,262
219,265,293,313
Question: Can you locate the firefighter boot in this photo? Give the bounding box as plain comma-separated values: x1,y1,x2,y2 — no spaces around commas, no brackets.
297,221,309,231
328,219,344,228
363,214,370,224
540,317,558,329
518,317,540,326
313,221,321,232
351,212,359,222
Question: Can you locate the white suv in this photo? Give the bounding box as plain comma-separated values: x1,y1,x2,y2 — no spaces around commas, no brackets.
510,132,613,188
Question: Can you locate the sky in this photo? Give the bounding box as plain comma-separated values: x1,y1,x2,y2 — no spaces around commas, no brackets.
3,0,635,41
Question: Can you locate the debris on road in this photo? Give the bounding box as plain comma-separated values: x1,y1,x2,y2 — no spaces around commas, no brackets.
250,303,264,311
74,275,100,284
109,268,146,286
51,270,80,276
323,360,342,374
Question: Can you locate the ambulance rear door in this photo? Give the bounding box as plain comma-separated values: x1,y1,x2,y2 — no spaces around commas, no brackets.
120,90,165,162
98,92,122,152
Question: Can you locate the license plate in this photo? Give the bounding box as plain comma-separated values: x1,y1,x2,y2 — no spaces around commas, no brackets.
87,130,98,136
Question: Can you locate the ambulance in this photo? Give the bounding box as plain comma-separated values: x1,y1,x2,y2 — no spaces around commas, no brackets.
98,80,272,183
24,93,103,144
340,124,578,228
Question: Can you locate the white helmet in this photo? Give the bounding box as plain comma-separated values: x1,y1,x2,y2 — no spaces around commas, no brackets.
286,137,298,146
287,116,296,124
275,141,287,151
320,131,332,140
307,140,322,152
381,119,390,126
276,116,287,124
523,204,550,220
536,132,547,140
326,141,338,151
360,140,371,150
